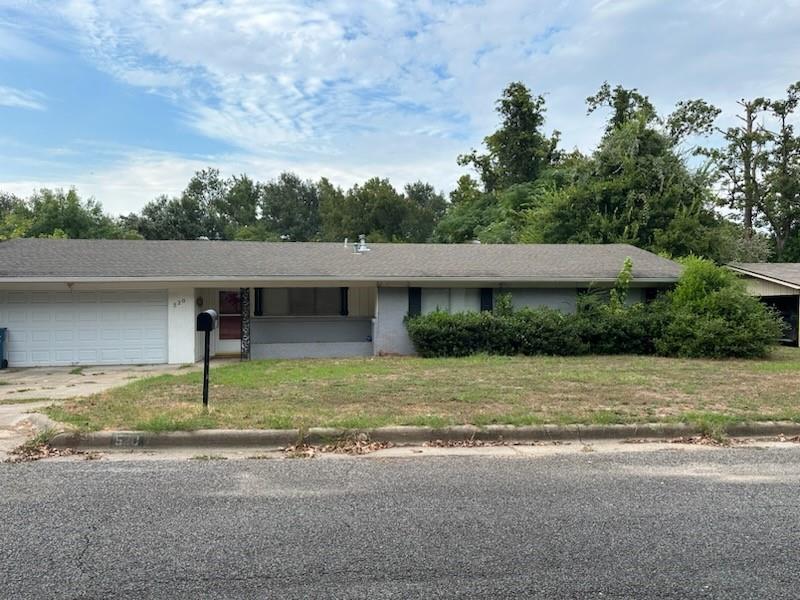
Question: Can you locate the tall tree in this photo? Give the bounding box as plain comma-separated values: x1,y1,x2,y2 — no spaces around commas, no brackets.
458,82,560,192
759,83,800,259
702,97,770,238
259,172,321,241
402,181,447,242
24,188,134,239
586,82,657,131
517,84,728,260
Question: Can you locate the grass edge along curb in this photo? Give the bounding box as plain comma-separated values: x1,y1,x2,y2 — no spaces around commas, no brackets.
48,421,800,451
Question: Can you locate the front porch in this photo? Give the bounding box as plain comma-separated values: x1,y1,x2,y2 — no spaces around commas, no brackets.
195,286,377,360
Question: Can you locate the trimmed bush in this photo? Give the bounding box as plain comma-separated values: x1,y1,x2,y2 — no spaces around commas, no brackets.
405,308,586,358
574,295,666,355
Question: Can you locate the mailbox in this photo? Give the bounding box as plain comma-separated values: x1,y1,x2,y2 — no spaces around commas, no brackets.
196,309,218,409
196,309,218,332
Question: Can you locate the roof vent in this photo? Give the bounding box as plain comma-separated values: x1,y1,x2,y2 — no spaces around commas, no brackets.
353,234,370,254
197,236,210,241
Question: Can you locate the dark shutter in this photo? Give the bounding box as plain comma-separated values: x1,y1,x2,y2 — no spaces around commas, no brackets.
408,287,422,317
480,288,494,312
254,288,263,316
340,287,349,316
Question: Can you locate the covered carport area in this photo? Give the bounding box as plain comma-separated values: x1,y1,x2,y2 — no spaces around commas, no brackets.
728,263,800,346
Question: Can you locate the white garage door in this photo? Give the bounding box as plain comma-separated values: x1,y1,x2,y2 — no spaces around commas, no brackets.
0,290,168,366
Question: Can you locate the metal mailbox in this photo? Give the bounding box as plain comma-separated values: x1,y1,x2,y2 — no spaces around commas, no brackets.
196,309,218,332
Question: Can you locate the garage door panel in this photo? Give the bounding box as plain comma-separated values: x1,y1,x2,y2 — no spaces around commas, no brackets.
30,330,50,343
8,309,26,323
0,290,168,366
54,350,74,362
7,292,29,304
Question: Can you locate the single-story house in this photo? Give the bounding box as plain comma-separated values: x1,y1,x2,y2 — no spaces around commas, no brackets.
728,262,800,346
0,239,682,367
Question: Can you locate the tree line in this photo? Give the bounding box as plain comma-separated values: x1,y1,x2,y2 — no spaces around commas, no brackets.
2,79,799,262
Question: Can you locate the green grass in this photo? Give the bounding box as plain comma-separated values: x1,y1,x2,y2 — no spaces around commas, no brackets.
44,347,800,432
69,366,85,376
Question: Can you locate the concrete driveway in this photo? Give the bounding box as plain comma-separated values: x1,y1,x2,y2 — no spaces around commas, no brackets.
0,363,197,402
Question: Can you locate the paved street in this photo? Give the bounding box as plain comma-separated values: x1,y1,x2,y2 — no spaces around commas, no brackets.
2,446,800,599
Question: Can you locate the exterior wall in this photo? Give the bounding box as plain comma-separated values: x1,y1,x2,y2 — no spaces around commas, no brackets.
374,287,415,356
743,277,798,297
507,288,578,313
251,342,373,359
167,287,197,364
251,317,372,343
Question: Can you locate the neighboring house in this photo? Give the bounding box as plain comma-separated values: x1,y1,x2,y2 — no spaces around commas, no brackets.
728,263,800,346
0,239,682,367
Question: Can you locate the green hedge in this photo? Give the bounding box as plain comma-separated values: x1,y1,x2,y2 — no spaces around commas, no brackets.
405,258,783,359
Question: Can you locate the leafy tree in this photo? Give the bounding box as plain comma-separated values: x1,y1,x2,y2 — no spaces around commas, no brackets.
222,174,260,231
124,194,208,240
180,168,229,239
24,188,135,239
402,181,447,242
260,172,320,241
701,97,770,238
433,175,498,243
458,82,560,192
586,81,657,131
321,177,445,242
516,85,728,260
0,192,31,240
759,83,800,259
318,177,348,241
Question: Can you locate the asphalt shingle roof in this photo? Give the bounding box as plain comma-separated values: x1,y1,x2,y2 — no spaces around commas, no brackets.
729,263,800,288
0,239,682,282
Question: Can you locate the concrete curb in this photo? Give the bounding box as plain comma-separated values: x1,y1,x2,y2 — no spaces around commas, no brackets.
49,421,800,451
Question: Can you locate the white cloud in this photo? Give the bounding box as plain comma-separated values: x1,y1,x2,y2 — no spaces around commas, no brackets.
3,0,800,213
0,85,45,110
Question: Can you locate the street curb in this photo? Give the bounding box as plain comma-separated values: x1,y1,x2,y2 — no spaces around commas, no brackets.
48,421,800,451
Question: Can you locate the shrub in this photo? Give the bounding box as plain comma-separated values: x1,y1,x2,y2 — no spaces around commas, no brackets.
655,258,782,358
405,257,781,359
575,294,666,355
405,307,586,358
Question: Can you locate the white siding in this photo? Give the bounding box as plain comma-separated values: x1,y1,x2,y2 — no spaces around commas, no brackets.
743,277,798,297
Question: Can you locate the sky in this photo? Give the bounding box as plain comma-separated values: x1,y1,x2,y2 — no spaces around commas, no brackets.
0,0,798,215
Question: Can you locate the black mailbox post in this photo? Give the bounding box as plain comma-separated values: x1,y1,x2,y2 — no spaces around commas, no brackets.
196,309,218,408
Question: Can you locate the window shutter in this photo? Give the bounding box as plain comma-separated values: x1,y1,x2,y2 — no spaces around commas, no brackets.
480,288,493,312
408,287,422,317
340,287,349,316
254,288,264,316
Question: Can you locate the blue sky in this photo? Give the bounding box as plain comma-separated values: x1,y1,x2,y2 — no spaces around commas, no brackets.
1,0,798,214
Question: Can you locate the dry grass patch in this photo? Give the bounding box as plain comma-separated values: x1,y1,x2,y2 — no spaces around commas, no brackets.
44,348,800,432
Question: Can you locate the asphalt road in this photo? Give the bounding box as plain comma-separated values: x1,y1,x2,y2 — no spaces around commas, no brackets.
2,446,800,599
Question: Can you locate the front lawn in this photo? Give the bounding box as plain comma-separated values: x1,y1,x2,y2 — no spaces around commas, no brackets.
46,348,800,432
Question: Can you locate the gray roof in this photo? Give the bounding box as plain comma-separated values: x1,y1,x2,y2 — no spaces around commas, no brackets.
728,263,800,288
0,239,682,283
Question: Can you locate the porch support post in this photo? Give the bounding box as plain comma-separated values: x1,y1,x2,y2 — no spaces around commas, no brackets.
240,287,251,360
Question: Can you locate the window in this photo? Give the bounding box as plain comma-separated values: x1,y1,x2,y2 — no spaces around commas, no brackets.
218,291,241,340
260,288,347,316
